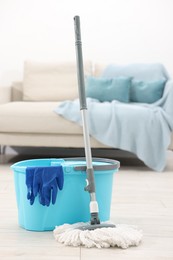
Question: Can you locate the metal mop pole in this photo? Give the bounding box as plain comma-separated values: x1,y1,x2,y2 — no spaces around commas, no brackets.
74,16,100,225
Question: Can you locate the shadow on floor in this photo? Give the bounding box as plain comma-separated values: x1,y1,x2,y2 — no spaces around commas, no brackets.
1,146,146,168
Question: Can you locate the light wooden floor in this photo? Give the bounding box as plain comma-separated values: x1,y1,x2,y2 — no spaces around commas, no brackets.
0,152,173,260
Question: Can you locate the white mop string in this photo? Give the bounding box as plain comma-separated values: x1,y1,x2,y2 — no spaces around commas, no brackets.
53,222,143,249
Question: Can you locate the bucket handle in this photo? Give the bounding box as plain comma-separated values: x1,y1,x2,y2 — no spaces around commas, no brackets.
64,157,120,171
74,164,118,171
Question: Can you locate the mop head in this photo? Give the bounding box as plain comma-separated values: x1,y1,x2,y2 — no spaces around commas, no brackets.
53,222,143,248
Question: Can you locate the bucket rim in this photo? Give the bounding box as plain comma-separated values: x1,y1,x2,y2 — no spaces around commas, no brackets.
11,157,120,172
65,157,120,171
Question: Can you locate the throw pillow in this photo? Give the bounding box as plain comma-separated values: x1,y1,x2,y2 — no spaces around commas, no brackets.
85,76,132,103
130,79,166,103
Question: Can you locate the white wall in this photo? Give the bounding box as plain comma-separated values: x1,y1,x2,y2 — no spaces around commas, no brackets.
0,0,173,86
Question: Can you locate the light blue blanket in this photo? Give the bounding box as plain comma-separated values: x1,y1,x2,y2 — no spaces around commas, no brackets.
54,80,173,172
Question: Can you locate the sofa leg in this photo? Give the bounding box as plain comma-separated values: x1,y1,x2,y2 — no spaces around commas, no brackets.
0,145,6,154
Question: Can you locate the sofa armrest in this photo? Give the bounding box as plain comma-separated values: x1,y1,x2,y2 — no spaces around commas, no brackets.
11,81,23,101
0,86,12,104
168,133,173,150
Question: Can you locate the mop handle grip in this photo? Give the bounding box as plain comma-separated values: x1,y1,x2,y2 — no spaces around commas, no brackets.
74,16,87,110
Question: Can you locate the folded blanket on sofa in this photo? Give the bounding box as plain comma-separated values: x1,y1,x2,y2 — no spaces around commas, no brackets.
54,80,173,172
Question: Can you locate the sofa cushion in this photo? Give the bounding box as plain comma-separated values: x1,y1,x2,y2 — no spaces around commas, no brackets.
23,61,92,101
101,63,169,81
0,102,82,134
85,76,131,103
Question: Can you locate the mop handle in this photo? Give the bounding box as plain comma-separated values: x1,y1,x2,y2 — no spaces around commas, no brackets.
74,16,96,195
74,16,87,111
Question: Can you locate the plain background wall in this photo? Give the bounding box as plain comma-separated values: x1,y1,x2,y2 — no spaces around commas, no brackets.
0,0,173,86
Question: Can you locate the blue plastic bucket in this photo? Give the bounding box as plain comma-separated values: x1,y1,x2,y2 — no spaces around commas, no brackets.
11,157,120,231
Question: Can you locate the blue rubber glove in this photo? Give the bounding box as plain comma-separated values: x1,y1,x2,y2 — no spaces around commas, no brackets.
26,166,64,206
26,169,35,205
41,166,64,206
